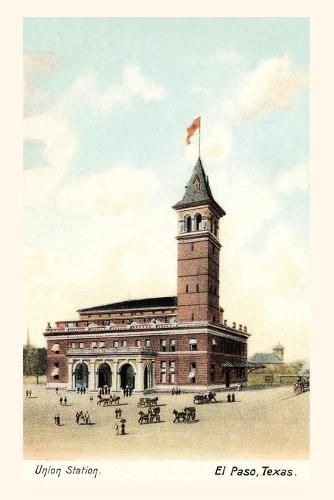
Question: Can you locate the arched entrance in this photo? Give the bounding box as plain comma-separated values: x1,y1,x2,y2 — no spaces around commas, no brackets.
98,363,112,388
75,363,88,389
144,365,148,390
120,363,135,389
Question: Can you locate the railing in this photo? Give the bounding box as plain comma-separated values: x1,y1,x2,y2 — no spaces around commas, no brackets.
46,323,177,333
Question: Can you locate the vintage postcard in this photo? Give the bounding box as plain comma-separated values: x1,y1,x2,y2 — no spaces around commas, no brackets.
4,2,332,498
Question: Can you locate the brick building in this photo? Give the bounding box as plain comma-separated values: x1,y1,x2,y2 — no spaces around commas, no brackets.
44,158,252,392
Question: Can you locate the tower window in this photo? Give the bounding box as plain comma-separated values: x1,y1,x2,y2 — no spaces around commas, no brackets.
191,313,195,321
193,176,201,192
186,284,189,293
191,243,194,251
184,215,192,232
195,213,202,231
196,284,199,292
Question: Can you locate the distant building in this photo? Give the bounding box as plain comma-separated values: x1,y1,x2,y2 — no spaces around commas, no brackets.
249,343,285,368
44,158,255,392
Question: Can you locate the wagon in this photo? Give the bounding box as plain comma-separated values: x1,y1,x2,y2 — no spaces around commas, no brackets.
193,394,208,405
149,406,161,423
137,397,151,408
193,391,216,404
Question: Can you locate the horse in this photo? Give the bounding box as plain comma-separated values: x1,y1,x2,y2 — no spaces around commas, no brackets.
172,409,187,423
110,395,120,405
138,411,150,424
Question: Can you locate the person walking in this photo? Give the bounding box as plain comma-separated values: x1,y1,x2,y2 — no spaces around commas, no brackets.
26,389,29,398
59,396,63,406
123,387,126,398
83,386,86,394
29,389,32,398
120,421,126,435
56,387,59,395
64,396,67,406
77,387,80,394
231,393,235,403
114,424,119,436
75,412,80,424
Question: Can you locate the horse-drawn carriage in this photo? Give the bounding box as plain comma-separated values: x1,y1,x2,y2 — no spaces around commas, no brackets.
137,396,159,408
97,394,120,406
172,407,196,423
138,406,161,424
293,381,310,394
193,391,216,405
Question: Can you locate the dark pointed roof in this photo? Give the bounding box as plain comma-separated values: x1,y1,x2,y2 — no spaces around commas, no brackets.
78,296,178,313
172,157,225,216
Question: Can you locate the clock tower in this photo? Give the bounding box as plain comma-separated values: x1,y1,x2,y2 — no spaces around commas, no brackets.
173,158,225,324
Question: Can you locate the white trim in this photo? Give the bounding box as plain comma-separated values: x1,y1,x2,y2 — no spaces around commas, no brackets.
46,327,247,342
50,367,59,376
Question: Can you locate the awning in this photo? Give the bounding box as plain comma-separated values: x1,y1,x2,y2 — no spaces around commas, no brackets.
51,367,59,376
51,344,59,352
223,360,265,369
189,339,197,345
188,371,196,379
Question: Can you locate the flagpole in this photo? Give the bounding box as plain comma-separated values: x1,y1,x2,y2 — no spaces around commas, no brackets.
198,123,201,158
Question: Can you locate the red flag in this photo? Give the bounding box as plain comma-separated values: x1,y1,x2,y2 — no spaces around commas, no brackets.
186,116,201,144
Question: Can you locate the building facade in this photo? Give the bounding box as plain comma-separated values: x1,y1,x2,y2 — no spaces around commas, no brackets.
44,158,251,392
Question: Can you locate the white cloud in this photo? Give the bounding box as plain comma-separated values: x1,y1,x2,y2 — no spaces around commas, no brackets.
227,55,308,121
55,163,158,216
68,64,166,115
276,161,309,194
23,110,77,207
209,162,309,361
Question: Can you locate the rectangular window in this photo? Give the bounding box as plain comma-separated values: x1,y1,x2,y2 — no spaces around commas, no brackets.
51,343,59,353
79,343,84,349
113,340,119,348
54,362,59,368
161,361,167,370
169,361,175,371
160,372,167,383
71,342,76,349
122,340,127,347
190,362,196,370
136,340,141,347
160,339,167,352
170,339,176,352
190,343,197,351
145,339,151,347
99,341,105,348
91,341,97,348
170,373,175,383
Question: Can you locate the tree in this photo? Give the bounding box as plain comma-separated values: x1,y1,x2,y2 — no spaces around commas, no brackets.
23,345,47,383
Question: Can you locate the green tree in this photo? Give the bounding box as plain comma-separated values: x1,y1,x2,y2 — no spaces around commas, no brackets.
23,345,47,383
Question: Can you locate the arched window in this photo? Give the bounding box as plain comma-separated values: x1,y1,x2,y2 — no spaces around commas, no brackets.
194,213,202,231
184,215,192,233
213,219,218,236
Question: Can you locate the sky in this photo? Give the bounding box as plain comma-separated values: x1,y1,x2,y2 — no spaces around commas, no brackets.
23,17,309,361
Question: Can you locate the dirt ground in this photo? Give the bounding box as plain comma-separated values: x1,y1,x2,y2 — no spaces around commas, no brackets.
23,383,309,460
